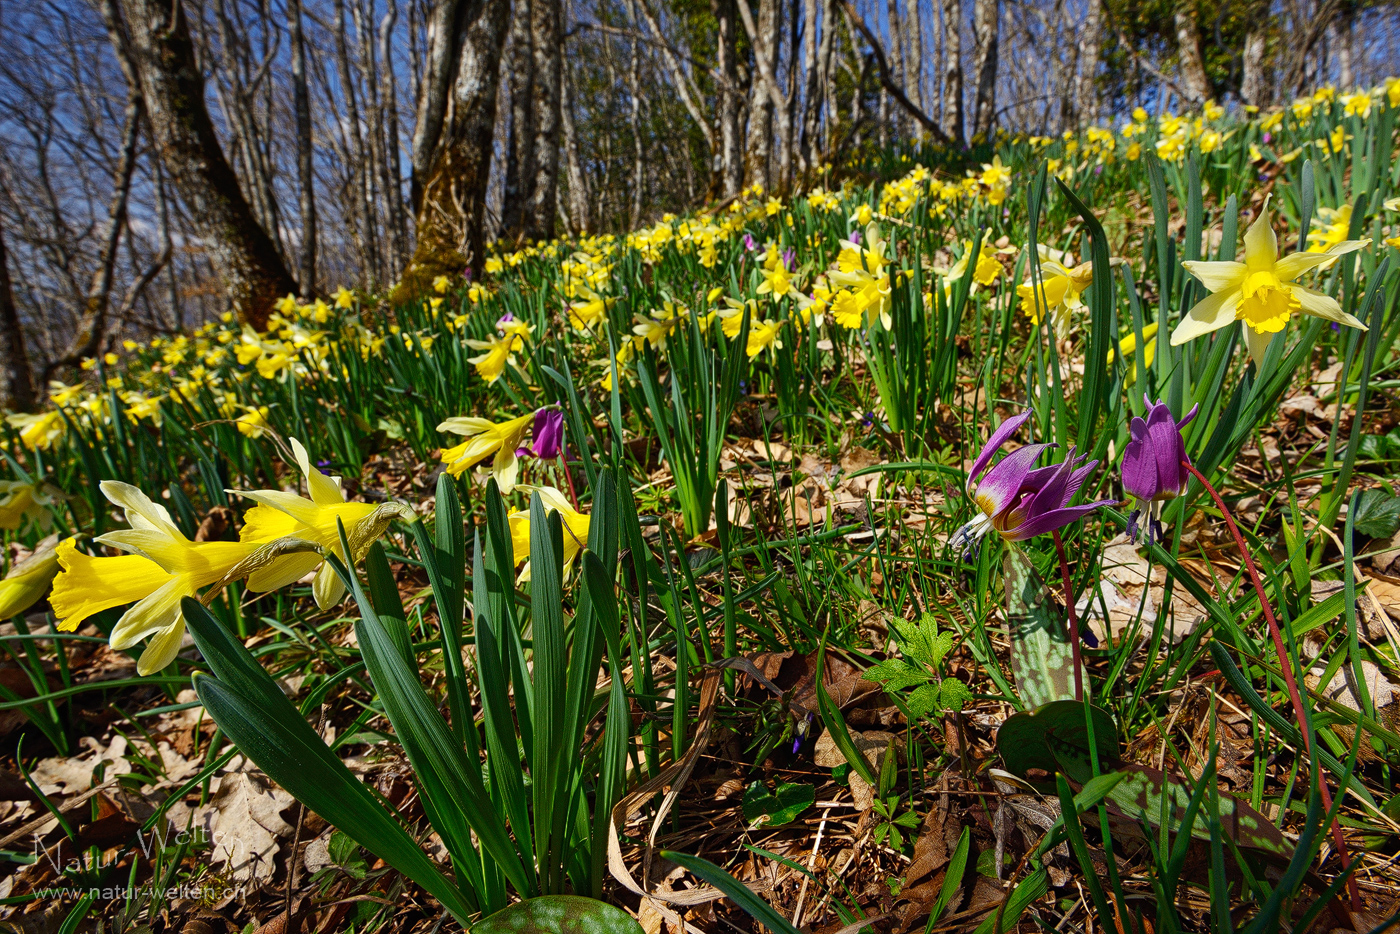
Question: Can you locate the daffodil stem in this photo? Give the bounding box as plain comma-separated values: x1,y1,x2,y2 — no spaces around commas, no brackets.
1183,459,1357,908
1051,529,1084,703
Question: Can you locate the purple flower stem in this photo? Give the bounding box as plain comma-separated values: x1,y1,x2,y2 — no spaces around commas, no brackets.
1051,529,1084,702
560,454,580,511
1182,459,1356,908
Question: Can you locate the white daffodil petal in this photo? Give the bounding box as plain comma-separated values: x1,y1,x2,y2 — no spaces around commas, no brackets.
1290,285,1367,328
1181,260,1248,292
1170,288,1240,345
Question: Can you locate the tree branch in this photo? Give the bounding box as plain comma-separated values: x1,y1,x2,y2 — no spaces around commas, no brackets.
839,0,953,146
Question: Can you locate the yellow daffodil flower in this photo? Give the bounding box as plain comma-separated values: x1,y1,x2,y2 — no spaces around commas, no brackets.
52,483,263,674
0,481,56,531
334,286,355,309
508,486,590,581
433,275,451,294
231,439,410,610
1016,245,1095,337
437,412,533,491
466,334,522,384
1106,321,1160,384
1307,204,1354,255
237,406,272,438
1173,196,1370,368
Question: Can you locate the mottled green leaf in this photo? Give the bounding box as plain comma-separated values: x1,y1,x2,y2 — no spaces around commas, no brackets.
1053,749,1293,859
1004,546,1074,708
474,896,643,934
996,700,1119,778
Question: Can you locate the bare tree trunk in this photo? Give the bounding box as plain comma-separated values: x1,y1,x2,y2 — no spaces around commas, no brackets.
971,0,998,137
943,0,965,144
626,0,645,227
1240,0,1269,107
886,0,906,138
335,0,380,284
353,0,389,280
290,0,317,297
1073,0,1098,125
501,0,534,239
738,0,782,190
113,0,295,329
379,0,409,273
0,223,35,413
712,0,744,197
1173,0,1210,103
799,0,822,169
560,63,590,234
905,0,924,114
638,0,715,154
1332,4,1355,88
526,0,563,241
397,0,509,298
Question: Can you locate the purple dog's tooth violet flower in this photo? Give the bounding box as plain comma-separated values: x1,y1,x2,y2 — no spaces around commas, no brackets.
1122,396,1197,544
954,410,1113,550
528,407,566,459
743,234,757,252
782,247,795,269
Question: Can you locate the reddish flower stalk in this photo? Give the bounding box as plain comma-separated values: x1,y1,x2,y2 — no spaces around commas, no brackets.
1052,528,1084,702
1182,459,1357,909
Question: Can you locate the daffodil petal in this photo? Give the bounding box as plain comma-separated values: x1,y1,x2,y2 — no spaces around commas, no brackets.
137,616,188,675
1181,260,1247,292
246,551,324,592
1275,239,1370,279
233,490,324,528
292,439,346,506
51,544,175,632
99,481,182,538
1244,198,1277,269
1288,285,1366,328
1170,289,1240,345
1243,323,1275,370
493,445,519,493
313,553,346,609
110,575,191,649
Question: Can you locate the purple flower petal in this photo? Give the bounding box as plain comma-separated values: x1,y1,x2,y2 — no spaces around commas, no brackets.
529,407,566,459
1004,500,1113,541
973,442,1049,517
967,411,1033,486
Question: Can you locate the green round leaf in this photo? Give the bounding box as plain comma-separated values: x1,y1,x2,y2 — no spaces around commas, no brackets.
996,700,1119,779
475,896,643,934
